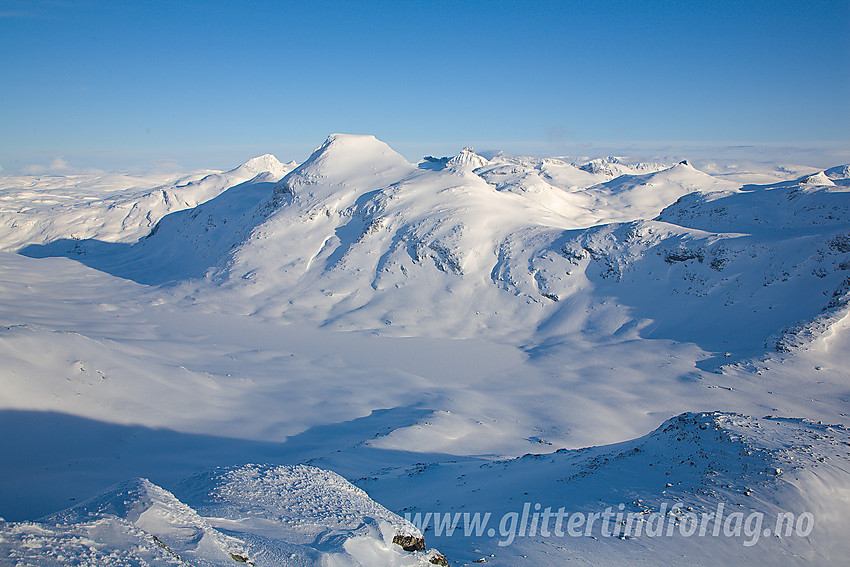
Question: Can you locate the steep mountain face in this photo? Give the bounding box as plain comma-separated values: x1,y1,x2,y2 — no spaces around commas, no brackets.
19,135,850,358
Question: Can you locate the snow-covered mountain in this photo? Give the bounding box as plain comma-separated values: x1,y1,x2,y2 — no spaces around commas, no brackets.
1,134,849,566
19,134,848,359
0,154,296,252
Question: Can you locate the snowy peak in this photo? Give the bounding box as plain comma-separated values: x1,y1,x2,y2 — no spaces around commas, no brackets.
578,156,623,176
578,158,739,222
664,159,710,176
506,411,850,523
577,155,668,178
373,410,850,565
298,133,412,174
801,171,836,186
228,153,292,178
274,133,414,198
446,147,489,171
639,159,738,191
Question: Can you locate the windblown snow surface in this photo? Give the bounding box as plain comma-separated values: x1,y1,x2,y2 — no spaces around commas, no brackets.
0,134,849,566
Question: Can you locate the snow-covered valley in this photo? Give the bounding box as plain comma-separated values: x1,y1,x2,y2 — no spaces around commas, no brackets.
1,134,848,566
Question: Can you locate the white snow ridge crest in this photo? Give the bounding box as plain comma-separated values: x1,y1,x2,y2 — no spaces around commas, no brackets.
4,465,444,567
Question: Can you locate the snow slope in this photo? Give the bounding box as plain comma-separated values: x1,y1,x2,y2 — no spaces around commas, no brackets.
357,412,850,566
1,465,445,566
2,414,846,566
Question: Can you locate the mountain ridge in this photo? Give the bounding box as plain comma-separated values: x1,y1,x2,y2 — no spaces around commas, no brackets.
13,134,850,359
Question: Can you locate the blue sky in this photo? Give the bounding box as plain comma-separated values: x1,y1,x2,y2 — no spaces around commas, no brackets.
1,0,848,171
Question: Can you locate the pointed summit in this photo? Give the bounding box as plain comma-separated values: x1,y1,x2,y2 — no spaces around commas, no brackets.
228,153,291,178
447,147,489,171
301,133,411,172
274,134,413,198
801,171,836,186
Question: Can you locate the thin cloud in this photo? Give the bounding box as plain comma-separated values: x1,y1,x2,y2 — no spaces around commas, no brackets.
18,156,102,175
20,164,49,175
49,156,68,170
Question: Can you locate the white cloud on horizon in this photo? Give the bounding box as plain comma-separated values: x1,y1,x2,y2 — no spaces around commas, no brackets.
49,156,68,170
2,141,847,178
18,156,103,176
